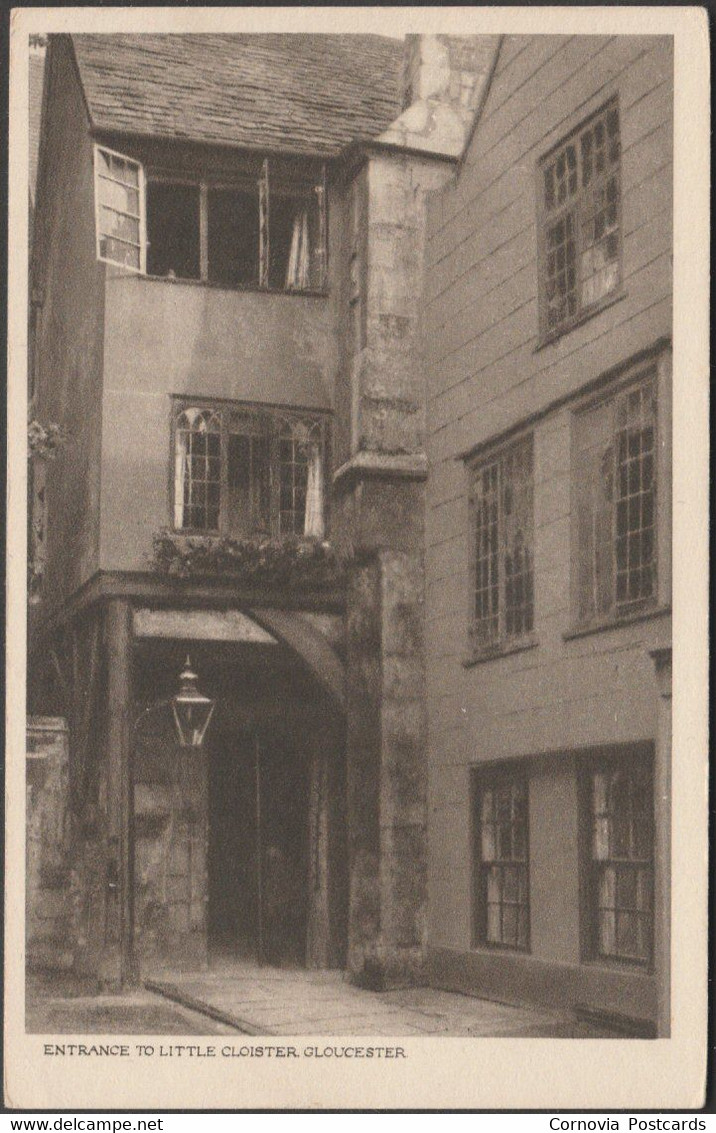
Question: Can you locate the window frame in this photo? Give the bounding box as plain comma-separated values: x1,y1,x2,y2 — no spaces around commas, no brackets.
93,143,147,275
466,431,536,658
578,746,655,970
536,96,623,344
570,367,659,631
471,767,531,953
170,396,331,540
93,145,328,293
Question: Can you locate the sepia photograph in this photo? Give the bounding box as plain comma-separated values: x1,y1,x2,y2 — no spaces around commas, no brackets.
6,5,709,1112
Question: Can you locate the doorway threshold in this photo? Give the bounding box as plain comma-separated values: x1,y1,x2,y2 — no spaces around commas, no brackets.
145,978,270,1036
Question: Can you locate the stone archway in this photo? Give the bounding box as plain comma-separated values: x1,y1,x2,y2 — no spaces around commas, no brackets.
131,606,348,976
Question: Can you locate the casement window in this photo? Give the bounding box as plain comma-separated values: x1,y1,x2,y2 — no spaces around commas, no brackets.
94,145,146,272
172,400,329,540
539,98,621,339
473,772,530,950
469,435,534,652
94,146,327,292
583,752,654,966
573,372,657,626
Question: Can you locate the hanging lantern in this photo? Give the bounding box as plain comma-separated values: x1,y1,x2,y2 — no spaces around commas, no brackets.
170,657,215,748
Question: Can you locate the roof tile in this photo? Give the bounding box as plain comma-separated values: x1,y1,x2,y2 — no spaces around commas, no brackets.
71,33,405,156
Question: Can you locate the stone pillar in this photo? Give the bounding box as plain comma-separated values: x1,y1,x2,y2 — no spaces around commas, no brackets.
103,598,135,986
306,717,348,970
340,469,428,989
26,717,72,969
649,646,672,1038
133,703,209,974
345,553,383,982
331,149,449,988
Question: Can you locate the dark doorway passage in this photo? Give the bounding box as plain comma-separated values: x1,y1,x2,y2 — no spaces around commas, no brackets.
133,635,347,977
208,725,257,959
208,718,310,968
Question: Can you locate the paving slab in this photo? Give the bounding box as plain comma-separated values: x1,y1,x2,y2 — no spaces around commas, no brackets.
146,960,596,1037
28,963,619,1037
26,988,240,1036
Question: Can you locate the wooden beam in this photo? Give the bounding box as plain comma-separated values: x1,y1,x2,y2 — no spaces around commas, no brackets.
31,569,346,644
76,616,101,811
48,647,71,709
248,606,345,712
133,607,276,644
105,599,136,986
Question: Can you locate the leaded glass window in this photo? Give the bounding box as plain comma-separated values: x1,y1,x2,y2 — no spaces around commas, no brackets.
540,100,621,337
573,373,657,625
173,401,328,540
470,436,534,651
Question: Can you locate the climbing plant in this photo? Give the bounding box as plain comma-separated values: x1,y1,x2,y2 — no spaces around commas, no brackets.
151,530,345,591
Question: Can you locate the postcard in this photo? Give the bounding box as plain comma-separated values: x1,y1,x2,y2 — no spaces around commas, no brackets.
5,4,709,1111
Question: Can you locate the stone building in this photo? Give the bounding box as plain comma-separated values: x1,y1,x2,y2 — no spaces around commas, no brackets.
27,32,500,990
28,32,673,1035
422,35,672,1035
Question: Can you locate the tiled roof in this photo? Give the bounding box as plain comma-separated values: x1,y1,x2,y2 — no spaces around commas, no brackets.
29,52,46,202
70,33,405,157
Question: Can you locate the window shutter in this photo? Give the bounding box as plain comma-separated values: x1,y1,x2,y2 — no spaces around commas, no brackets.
93,144,146,273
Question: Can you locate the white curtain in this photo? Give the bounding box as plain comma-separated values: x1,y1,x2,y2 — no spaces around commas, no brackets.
285,209,310,290
174,431,188,528
303,441,324,539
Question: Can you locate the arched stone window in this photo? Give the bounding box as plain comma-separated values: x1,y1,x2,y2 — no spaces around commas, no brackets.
173,401,328,539
174,407,222,531
278,417,325,539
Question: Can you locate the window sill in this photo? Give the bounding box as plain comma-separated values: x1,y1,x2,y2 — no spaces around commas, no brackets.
563,604,671,641
579,955,654,977
470,942,531,956
136,273,330,299
534,288,628,352
462,635,538,668
169,530,328,545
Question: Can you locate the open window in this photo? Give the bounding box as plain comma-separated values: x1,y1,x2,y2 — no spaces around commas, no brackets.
208,184,260,287
146,182,200,280
93,145,327,292
94,145,145,272
268,182,326,291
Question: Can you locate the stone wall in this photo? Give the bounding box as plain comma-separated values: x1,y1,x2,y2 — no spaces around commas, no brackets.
334,148,452,987
26,717,73,969
133,719,208,974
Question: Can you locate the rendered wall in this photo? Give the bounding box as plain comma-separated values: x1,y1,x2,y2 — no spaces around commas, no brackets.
100,279,334,573
423,36,673,1018
32,37,105,613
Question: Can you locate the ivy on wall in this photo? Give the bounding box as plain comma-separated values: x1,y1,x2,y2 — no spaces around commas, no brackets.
28,418,68,460
28,418,68,601
151,531,345,591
